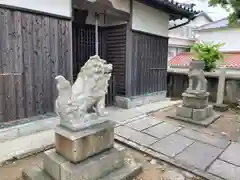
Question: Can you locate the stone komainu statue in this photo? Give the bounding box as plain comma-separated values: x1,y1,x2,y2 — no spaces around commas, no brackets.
187,60,207,93
55,55,113,130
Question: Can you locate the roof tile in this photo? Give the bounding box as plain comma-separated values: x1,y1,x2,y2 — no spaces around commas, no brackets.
169,52,240,69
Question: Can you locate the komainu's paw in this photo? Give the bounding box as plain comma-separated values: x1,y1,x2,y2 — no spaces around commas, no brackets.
102,111,108,116
96,110,108,117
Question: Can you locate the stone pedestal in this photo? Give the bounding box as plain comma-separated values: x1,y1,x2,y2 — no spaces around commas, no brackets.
176,104,213,121
213,103,229,112
168,92,220,126
22,120,142,180
182,92,209,109
55,120,114,163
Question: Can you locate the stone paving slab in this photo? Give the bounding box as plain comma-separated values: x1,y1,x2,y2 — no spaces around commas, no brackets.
143,122,182,139
175,142,223,170
208,159,240,180
150,134,194,158
115,125,158,146
134,100,181,114
115,114,148,127
115,134,223,180
125,116,162,131
220,142,240,166
177,128,230,149
108,110,144,124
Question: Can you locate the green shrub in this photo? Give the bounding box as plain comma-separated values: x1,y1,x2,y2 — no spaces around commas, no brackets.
191,42,224,72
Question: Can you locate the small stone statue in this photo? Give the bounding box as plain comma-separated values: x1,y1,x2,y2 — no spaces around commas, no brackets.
186,60,207,94
55,55,113,130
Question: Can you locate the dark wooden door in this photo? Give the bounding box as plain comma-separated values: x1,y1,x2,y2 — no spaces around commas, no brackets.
132,31,168,96
72,23,116,105
72,23,106,79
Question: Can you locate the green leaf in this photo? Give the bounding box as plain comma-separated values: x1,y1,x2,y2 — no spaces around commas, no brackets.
190,42,224,72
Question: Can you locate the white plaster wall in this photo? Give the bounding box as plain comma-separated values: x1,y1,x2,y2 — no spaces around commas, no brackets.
169,37,195,47
197,28,240,51
0,0,71,17
132,1,169,37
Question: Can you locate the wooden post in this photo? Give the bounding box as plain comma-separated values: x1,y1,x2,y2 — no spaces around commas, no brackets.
125,0,133,97
95,13,99,56
95,12,106,108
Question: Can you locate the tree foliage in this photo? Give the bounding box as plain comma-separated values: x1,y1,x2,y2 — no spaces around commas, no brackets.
209,0,240,24
191,42,224,72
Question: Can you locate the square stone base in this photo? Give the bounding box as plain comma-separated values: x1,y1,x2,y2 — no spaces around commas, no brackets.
55,120,115,163
168,105,221,127
43,147,125,180
22,147,142,180
176,105,214,120
168,113,221,127
213,104,229,112
22,162,141,180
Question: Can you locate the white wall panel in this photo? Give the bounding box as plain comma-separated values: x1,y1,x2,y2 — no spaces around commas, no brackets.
132,1,169,37
197,28,240,52
0,0,71,17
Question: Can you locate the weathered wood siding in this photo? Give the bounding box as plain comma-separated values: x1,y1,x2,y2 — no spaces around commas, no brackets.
0,66,4,122
105,24,127,95
0,8,71,122
131,31,168,96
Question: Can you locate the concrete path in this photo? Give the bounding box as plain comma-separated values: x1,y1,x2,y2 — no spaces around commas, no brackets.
115,115,240,180
1,99,240,179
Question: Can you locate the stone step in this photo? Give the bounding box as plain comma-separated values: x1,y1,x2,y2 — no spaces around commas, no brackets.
60,147,125,180
22,146,142,180
98,162,142,180
42,146,125,180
